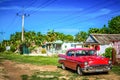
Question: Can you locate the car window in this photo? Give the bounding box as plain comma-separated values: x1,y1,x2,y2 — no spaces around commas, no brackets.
67,51,75,56
75,50,95,56
88,50,95,55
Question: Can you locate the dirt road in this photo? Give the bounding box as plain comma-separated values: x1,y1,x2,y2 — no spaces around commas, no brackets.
0,60,120,80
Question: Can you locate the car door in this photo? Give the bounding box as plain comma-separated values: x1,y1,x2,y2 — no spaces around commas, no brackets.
66,50,77,70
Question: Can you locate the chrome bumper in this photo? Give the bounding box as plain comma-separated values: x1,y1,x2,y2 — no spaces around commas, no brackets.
82,65,112,73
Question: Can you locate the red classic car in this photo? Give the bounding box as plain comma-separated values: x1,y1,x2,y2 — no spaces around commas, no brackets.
58,48,112,75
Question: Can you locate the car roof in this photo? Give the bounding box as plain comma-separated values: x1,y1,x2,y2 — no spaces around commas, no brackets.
67,48,95,51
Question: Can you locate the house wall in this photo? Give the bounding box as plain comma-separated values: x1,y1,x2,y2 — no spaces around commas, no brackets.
61,43,82,50
98,44,112,55
113,41,120,59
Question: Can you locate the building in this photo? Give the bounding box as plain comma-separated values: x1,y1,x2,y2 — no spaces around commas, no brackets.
85,34,120,63
61,42,83,50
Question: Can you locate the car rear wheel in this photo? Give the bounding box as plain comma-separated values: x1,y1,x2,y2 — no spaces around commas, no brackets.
61,63,66,70
77,66,83,75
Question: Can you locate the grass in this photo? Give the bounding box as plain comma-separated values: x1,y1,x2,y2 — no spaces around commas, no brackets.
21,70,86,80
0,51,120,79
111,65,120,75
0,52,59,66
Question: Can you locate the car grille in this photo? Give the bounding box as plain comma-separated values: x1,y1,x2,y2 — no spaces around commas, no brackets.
90,65,108,69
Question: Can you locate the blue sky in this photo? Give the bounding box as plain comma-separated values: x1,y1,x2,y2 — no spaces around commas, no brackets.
0,0,120,40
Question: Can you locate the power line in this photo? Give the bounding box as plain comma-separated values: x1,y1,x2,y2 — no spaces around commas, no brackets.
65,10,120,26
30,0,57,15
52,0,120,25
6,15,17,31
54,0,108,21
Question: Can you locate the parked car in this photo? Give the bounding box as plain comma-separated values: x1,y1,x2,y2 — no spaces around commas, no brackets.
58,48,112,75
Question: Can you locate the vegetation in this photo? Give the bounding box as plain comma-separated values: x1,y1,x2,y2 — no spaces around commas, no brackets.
41,48,47,54
21,70,81,80
102,47,113,58
109,15,120,34
112,65,120,75
0,52,59,66
0,52,120,80
0,45,5,52
0,15,120,53
75,31,88,42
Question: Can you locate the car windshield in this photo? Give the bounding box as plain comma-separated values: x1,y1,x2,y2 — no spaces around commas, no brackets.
67,50,96,57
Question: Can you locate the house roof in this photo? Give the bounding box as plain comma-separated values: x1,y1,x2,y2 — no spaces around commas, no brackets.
86,34,120,44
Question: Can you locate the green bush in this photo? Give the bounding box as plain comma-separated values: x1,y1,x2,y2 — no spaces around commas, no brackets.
10,45,16,52
102,47,113,58
0,46,5,52
41,48,46,54
4,51,14,54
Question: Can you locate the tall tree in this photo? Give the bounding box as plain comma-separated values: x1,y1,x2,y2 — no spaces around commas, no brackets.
46,30,57,42
55,32,65,41
88,28,100,34
64,35,74,42
75,31,88,42
108,15,120,34
100,25,110,34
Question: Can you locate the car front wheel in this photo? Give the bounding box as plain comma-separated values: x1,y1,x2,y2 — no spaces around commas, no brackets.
77,66,83,75
61,63,66,70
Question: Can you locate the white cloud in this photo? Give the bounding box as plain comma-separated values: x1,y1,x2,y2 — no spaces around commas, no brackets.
26,7,83,12
86,8,111,18
99,8,111,15
0,6,21,10
0,6,83,12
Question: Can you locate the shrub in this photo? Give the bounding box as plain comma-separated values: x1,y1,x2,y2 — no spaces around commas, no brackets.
0,46,5,52
10,45,16,52
102,47,113,58
41,48,46,54
4,51,13,54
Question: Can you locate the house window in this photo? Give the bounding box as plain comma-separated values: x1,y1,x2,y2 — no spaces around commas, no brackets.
71,44,76,47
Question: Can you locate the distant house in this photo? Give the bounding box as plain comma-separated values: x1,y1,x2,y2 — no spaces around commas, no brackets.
85,34,120,61
61,42,83,51
45,41,83,54
45,40,63,52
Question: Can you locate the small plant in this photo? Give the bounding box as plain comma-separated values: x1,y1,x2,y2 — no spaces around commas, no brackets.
0,45,5,52
102,47,113,58
10,45,16,52
21,74,29,80
41,48,46,54
112,65,120,75
30,71,61,80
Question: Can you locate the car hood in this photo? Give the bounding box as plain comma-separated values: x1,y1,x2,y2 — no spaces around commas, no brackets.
76,56,109,65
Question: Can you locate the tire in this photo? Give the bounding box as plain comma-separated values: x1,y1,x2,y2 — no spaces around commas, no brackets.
61,63,66,70
77,66,83,75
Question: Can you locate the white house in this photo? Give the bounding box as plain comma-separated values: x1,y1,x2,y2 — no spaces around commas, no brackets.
85,34,120,61
61,42,83,51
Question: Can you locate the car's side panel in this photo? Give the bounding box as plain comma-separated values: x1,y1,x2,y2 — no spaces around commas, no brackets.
66,56,78,70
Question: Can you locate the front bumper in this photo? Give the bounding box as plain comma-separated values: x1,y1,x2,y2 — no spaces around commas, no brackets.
82,65,112,73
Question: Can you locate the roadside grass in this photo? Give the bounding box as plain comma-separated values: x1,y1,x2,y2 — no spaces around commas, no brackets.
0,52,120,78
0,52,59,66
21,70,89,80
111,65,120,75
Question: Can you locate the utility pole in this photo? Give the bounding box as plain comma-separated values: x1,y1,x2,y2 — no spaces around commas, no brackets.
17,13,30,42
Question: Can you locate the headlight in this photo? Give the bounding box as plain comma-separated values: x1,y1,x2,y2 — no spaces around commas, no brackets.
84,62,88,66
108,60,112,64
